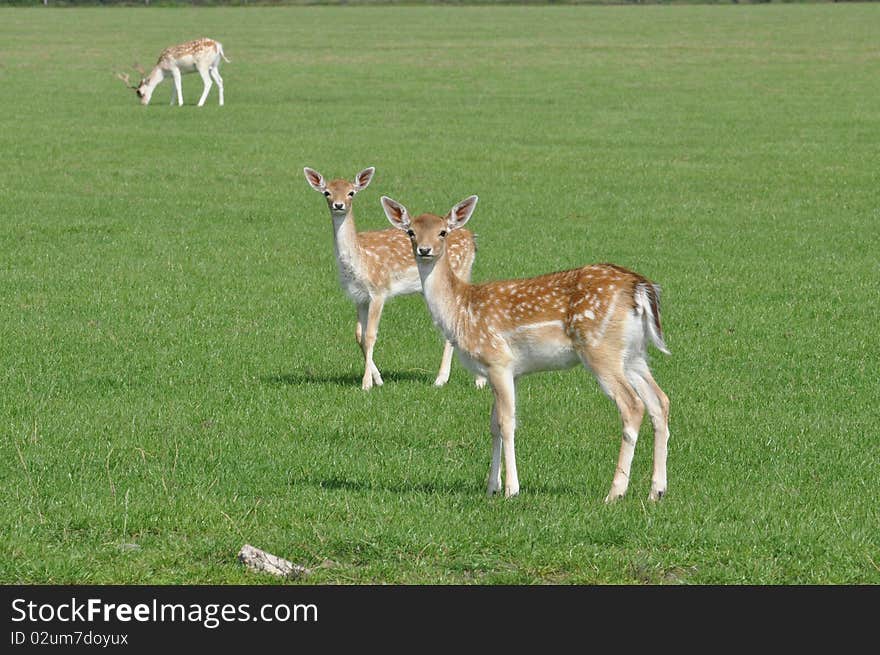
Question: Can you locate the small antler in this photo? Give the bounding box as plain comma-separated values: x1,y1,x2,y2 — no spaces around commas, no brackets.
115,72,134,88
133,62,146,77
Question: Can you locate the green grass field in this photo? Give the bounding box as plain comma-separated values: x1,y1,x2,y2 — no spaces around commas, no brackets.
1,4,878,584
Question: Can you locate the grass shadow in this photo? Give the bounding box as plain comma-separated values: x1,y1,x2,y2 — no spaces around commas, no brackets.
291,472,579,498
262,369,430,387
292,473,477,497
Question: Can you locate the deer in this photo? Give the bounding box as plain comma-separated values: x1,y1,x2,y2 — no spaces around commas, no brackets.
304,167,486,391
116,37,229,107
381,194,671,502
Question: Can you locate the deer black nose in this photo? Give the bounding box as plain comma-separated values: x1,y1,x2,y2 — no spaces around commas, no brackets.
332,202,345,210
417,246,432,256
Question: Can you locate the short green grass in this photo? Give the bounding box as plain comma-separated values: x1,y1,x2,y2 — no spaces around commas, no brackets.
1,4,879,584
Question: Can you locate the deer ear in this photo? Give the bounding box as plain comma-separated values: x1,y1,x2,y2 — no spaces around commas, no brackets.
303,167,325,192
354,167,375,192
447,195,478,231
380,196,411,230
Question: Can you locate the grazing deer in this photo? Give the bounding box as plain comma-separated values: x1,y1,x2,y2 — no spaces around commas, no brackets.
116,37,229,107
304,167,486,391
381,194,671,501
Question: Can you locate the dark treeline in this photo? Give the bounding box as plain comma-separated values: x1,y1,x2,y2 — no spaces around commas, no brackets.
2,0,857,8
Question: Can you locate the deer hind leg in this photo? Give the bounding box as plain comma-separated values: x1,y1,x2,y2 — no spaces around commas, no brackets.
169,83,178,105
606,375,645,503
626,360,670,501
582,354,645,502
196,67,213,107
209,67,224,106
359,297,384,390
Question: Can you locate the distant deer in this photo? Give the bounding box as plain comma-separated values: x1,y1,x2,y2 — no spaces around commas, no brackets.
304,167,486,390
116,37,229,107
382,194,671,501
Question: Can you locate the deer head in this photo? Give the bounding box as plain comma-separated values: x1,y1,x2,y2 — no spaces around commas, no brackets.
133,63,154,105
115,64,152,105
304,167,375,217
381,195,478,263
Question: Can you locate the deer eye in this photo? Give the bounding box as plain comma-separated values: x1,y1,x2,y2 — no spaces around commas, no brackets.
406,229,415,238
439,230,447,238
348,191,355,197
323,191,331,197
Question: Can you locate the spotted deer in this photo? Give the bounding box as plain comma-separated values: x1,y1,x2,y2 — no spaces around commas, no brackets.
304,167,486,391
116,38,229,107
382,194,671,501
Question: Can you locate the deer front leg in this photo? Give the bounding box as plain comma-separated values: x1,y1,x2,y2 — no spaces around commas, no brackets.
196,67,213,107
171,67,183,106
433,340,486,388
355,315,364,349
486,401,503,496
169,83,178,106
360,297,384,390
355,303,369,386
433,340,454,387
488,367,518,497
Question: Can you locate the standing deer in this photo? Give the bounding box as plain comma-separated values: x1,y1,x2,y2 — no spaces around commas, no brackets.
381,194,671,501
304,167,486,391
116,37,229,107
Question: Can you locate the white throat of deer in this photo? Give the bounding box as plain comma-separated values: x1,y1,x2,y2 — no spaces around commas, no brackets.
330,209,360,269
413,239,465,345
331,207,351,228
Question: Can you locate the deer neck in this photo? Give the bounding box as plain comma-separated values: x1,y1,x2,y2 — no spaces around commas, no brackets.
147,66,165,90
331,210,362,271
417,252,467,346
